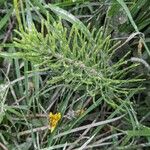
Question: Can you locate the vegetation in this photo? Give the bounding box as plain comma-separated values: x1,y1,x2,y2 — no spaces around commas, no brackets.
0,0,150,149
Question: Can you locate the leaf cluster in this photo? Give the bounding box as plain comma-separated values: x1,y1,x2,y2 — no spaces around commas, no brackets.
11,18,142,107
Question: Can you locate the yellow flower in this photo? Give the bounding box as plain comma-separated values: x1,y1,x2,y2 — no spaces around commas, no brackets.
49,112,61,132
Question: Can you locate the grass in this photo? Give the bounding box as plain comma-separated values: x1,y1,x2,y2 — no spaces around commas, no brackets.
0,0,150,149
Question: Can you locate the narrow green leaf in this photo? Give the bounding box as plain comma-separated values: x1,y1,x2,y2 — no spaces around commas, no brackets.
47,4,92,40
126,126,150,137
0,7,13,30
116,0,150,56
13,0,23,31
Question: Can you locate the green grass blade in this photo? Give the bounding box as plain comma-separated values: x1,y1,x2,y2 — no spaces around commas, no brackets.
0,7,13,31
116,0,150,56
47,4,92,40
